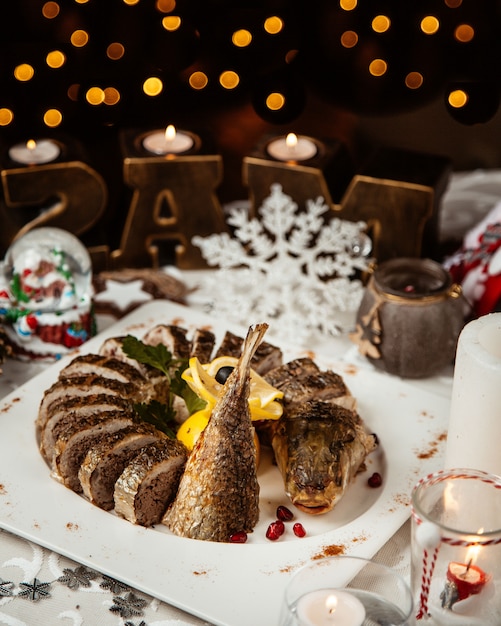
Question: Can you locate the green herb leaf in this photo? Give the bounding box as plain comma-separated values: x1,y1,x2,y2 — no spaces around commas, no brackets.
122,334,206,436
171,368,207,415
133,400,177,438
121,335,179,377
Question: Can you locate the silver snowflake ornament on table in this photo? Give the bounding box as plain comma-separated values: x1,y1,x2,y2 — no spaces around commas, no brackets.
192,184,372,343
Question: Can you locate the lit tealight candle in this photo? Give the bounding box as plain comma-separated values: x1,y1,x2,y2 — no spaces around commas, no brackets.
267,132,318,162
446,560,487,602
8,138,61,165
296,589,366,626
142,124,195,155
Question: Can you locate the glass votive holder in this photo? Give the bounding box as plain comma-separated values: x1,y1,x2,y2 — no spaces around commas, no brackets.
279,555,413,626
411,468,501,625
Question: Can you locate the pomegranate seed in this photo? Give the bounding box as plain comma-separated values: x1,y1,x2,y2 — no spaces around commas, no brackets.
229,530,248,543
368,472,382,488
276,505,294,522
293,522,306,538
266,520,285,541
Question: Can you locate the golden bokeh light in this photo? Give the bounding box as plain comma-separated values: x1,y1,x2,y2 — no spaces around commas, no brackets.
372,15,391,33
143,76,163,96
448,89,468,108
71,29,89,47
444,0,462,7
341,30,358,48
232,29,252,47
455,24,474,42
107,42,125,60
266,92,286,111
44,108,63,127
156,0,176,12
103,87,121,105
74,0,90,4
42,2,60,19
405,72,424,89
189,71,208,90
0,108,14,126
162,16,181,31
123,0,140,5
46,50,66,69
264,16,283,34
369,58,387,76
86,87,105,105
14,64,35,82
219,71,240,89
340,0,357,10
421,16,440,34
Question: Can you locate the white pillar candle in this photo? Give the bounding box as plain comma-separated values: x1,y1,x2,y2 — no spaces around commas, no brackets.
142,124,194,155
9,138,61,164
296,589,366,626
445,313,501,475
267,133,318,162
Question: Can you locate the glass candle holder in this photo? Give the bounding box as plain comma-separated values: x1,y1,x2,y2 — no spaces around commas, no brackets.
351,257,466,378
411,469,501,625
279,555,413,626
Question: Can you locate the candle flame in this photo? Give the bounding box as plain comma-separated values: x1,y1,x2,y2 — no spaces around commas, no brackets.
285,132,298,149
165,125,176,142
465,528,484,567
326,594,338,614
26,139,37,151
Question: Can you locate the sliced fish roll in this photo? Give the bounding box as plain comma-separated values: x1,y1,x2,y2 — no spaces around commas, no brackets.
114,439,187,527
79,424,164,510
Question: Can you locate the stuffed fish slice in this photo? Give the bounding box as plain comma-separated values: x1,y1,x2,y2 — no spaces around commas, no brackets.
163,323,268,542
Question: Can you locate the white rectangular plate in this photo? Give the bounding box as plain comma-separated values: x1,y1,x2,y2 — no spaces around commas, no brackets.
0,300,451,625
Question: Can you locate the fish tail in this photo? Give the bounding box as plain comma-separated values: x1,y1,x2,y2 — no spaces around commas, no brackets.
238,323,269,379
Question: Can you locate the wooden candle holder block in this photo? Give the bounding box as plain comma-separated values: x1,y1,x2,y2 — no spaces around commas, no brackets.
242,133,354,217
114,128,227,269
339,147,452,262
0,134,107,258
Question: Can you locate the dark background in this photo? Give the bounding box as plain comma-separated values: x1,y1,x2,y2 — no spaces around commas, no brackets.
2,0,501,253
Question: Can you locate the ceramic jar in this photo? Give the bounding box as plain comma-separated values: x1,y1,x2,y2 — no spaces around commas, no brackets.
351,257,467,378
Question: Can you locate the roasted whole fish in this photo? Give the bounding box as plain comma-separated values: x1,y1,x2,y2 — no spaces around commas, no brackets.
264,358,377,514
163,323,267,541
269,399,377,514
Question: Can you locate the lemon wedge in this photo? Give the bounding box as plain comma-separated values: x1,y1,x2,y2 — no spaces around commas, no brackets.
182,356,283,421
176,408,211,450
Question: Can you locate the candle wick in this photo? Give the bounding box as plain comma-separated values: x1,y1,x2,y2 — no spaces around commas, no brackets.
464,559,472,574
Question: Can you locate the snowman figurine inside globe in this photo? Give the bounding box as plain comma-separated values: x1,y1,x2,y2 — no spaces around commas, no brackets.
0,227,95,361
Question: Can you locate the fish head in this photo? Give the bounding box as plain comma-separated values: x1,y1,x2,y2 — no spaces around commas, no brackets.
285,442,348,515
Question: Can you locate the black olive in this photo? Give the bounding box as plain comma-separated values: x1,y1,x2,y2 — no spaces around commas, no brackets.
215,366,234,384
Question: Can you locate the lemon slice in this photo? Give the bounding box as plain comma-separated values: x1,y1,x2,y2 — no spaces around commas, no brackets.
248,398,283,420
205,355,239,377
182,357,223,405
182,355,284,421
205,355,284,407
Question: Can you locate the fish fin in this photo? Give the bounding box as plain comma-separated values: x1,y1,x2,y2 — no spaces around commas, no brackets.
237,323,269,380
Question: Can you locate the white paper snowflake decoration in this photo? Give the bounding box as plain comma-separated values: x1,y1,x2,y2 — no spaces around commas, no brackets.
192,184,372,343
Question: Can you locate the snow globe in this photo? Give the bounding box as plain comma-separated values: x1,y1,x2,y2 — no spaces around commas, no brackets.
0,227,95,360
